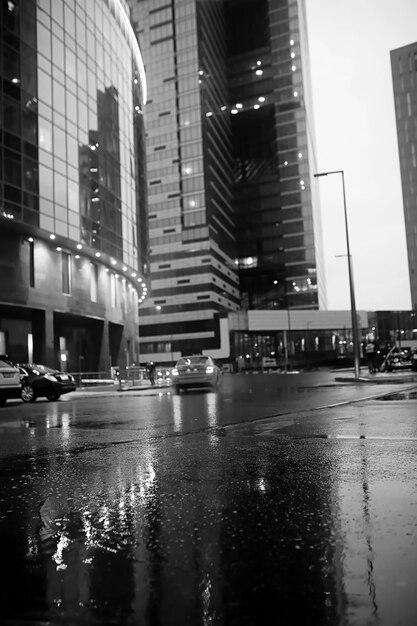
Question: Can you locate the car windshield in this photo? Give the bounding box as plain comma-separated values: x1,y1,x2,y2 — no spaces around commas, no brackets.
0,357,16,369
177,356,210,366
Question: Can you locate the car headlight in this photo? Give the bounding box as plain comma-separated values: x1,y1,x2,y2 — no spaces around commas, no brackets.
44,373,57,382
172,368,179,376
206,366,214,373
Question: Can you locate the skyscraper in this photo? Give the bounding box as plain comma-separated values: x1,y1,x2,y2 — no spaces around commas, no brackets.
391,42,417,311
0,0,148,370
129,0,325,362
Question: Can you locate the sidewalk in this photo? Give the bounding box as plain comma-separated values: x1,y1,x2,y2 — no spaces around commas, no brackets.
334,369,417,384
71,370,417,398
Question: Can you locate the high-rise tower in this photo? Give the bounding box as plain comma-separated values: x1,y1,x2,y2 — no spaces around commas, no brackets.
129,0,325,362
391,42,417,310
225,0,324,311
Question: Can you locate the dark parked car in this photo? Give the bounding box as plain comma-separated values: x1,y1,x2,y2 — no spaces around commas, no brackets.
379,346,414,372
18,364,76,402
411,350,417,371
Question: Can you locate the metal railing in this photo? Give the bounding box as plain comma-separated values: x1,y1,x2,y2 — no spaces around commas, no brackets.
70,367,172,389
70,371,117,388
116,366,171,390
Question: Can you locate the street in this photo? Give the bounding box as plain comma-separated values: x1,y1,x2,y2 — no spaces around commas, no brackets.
1,372,417,625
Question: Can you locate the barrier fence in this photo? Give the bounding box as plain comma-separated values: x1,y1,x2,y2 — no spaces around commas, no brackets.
70,367,172,389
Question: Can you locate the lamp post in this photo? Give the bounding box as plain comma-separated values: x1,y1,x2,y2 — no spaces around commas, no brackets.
314,170,361,378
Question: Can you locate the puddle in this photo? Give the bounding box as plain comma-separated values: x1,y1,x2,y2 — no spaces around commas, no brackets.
378,391,417,401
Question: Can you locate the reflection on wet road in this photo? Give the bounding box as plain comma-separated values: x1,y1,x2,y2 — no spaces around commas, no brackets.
0,374,417,625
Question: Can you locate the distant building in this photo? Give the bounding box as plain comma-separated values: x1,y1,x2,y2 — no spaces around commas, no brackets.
391,42,417,311
0,0,148,371
204,309,417,371
226,309,368,370
369,310,417,350
128,0,326,363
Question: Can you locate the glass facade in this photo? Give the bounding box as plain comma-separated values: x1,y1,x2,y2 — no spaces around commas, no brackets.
129,0,241,360
129,0,325,362
0,0,148,370
226,0,324,310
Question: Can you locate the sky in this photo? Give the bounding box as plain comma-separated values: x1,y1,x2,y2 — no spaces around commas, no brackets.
305,0,417,311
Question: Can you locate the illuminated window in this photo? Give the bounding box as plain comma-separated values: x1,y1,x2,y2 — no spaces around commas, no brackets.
238,256,258,268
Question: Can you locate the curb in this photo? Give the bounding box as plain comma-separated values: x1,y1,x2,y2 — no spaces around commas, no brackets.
334,374,417,384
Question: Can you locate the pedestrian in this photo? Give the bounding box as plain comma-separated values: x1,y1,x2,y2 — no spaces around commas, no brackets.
365,340,377,373
146,361,156,385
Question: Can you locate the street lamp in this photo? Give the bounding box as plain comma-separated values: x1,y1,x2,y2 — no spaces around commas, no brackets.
314,170,361,378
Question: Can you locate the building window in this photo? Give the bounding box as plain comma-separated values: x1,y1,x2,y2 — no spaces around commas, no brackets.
27,333,33,363
90,262,98,302
0,331,6,354
62,252,71,294
407,92,412,116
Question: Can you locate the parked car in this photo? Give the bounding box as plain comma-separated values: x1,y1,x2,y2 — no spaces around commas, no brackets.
171,355,221,393
18,364,76,402
0,355,22,406
380,347,414,372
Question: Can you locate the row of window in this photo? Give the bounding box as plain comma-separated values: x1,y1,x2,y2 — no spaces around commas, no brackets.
397,50,417,75
24,240,140,309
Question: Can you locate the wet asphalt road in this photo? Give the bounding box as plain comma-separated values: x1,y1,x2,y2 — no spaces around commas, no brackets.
1,372,417,625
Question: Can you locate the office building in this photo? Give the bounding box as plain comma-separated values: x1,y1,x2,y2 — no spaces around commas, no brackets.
391,42,417,311
0,0,148,371
129,0,325,363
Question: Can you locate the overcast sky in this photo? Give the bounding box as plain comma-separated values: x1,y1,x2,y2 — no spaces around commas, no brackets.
306,0,417,311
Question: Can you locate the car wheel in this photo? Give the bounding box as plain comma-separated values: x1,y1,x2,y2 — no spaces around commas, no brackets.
21,384,36,403
46,393,61,401
0,394,6,407
173,385,181,394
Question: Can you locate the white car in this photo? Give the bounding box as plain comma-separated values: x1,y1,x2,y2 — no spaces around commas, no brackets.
171,355,222,393
0,355,22,406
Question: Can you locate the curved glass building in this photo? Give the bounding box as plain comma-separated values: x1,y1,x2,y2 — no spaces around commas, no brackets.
0,0,148,372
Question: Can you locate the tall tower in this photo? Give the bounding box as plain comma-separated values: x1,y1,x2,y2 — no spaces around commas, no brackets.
129,0,325,362
391,42,417,310
225,0,325,311
129,0,241,362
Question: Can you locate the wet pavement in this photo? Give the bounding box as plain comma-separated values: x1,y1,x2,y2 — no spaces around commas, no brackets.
1,372,417,625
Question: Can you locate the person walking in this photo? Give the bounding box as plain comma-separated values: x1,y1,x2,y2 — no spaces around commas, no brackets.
146,361,156,385
365,340,378,373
